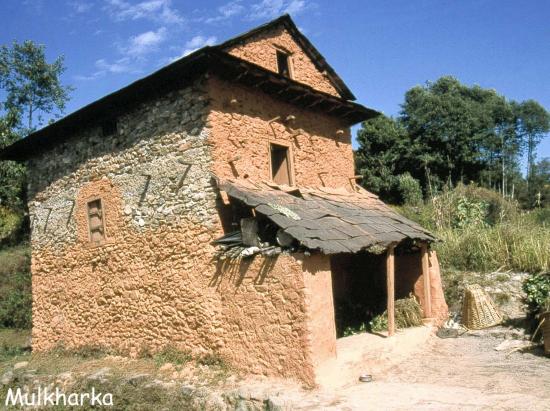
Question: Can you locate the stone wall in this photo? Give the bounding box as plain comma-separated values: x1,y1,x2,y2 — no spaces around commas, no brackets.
223,25,341,97
27,82,224,355
206,76,354,188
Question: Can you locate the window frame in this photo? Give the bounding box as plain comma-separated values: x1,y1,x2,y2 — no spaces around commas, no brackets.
274,48,293,79
268,141,295,186
86,197,106,245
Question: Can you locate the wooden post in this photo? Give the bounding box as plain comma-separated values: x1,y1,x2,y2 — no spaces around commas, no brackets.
420,242,432,318
386,244,396,336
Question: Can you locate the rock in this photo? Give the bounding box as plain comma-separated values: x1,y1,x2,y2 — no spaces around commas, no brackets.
126,373,150,386
87,367,111,381
181,384,195,396
1,371,14,385
13,361,29,370
494,339,532,351
266,396,285,411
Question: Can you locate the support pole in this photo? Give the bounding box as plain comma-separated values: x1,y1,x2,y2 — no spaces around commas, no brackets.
420,243,432,318
386,244,396,336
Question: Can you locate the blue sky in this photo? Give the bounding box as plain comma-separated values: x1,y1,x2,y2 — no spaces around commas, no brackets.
2,0,549,168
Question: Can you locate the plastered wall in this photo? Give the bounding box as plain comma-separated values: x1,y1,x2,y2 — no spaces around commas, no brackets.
26,78,336,386
206,76,354,188
223,25,341,97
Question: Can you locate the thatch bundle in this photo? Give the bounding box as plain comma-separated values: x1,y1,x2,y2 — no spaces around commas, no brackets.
395,294,424,329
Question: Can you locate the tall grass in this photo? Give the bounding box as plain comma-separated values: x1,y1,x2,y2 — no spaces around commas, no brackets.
398,184,550,274
434,220,549,273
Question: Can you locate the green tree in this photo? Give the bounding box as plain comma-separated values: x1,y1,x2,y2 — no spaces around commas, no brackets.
515,100,550,198
0,40,72,133
0,40,72,244
355,115,406,201
399,76,516,191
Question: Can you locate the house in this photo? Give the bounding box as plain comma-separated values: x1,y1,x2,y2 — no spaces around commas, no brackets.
0,15,448,386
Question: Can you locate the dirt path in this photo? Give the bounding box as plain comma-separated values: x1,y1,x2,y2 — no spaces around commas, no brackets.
328,335,550,410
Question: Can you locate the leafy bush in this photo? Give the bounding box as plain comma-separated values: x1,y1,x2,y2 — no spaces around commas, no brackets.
523,273,550,314
0,206,24,246
0,245,31,329
395,173,423,206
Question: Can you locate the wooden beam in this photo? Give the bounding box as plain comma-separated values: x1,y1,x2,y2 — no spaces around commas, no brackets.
420,242,432,318
386,244,396,336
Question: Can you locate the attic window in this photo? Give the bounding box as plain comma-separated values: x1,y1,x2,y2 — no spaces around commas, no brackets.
276,50,291,78
87,199,105,244
101,118,118,137
270,143,293,185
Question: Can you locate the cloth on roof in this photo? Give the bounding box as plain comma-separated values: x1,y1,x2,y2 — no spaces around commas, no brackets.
216,177,436,255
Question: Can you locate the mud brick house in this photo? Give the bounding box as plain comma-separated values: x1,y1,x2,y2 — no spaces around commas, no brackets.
1,15,447,386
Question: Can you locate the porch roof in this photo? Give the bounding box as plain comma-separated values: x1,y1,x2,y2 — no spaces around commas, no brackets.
216,178,436,254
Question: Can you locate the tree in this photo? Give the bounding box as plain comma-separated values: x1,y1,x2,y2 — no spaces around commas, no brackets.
0,40,72,134
529,158,550,208
399,76,518,191
0,40,72,244
515,100,550,197
356,115,406,201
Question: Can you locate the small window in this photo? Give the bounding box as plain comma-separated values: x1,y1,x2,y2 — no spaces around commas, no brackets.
101,118,118,137
276,50,291,78
270,143,292,185
87,199,105,244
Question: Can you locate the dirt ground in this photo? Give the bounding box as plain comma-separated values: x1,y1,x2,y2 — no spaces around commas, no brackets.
316,334,550,411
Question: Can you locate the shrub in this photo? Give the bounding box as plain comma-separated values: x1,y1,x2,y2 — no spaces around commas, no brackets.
0,206,24,247
523,273,550,314
0,245,32,329
395,173,423,206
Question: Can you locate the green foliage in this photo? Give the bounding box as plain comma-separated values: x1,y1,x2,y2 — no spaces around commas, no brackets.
0,206,24,246
0,245,31,329
154,346,192,366
0,40,72,133
355,76,549,207
523,273,550,314
368,315,387,333
453,197,487,229
395,173,423,206
434,223,549,274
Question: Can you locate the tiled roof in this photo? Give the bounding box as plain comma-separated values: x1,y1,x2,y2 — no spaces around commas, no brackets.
216,178,436,254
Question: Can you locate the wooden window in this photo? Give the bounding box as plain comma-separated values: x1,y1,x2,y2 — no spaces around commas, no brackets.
276,50,291,78
87,199,105,244
270,143,292,185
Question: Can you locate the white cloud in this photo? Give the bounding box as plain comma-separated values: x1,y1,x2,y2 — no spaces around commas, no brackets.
95,57,134,74
164,35,217,63
68,0,92,13
125,27,167,56
181,35,217,57
204,0,245,24
105,0,184,24
247,0,308,20
74,57,136,81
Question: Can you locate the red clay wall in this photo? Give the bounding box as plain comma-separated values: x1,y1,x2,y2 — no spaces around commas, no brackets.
206,76,354,188
223,25,341,97
27,82,331,386
302,256,337,368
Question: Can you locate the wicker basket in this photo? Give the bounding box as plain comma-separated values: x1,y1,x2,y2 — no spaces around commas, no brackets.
461,284,502,330
541,312,550,355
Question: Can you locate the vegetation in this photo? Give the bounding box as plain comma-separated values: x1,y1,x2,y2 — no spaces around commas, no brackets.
356,76,550,209
0,245,31,329
398,185,549,274
342,295,423,335
523,273,550,315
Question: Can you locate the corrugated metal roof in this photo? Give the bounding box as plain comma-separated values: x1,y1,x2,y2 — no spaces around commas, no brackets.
216,178,436,254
